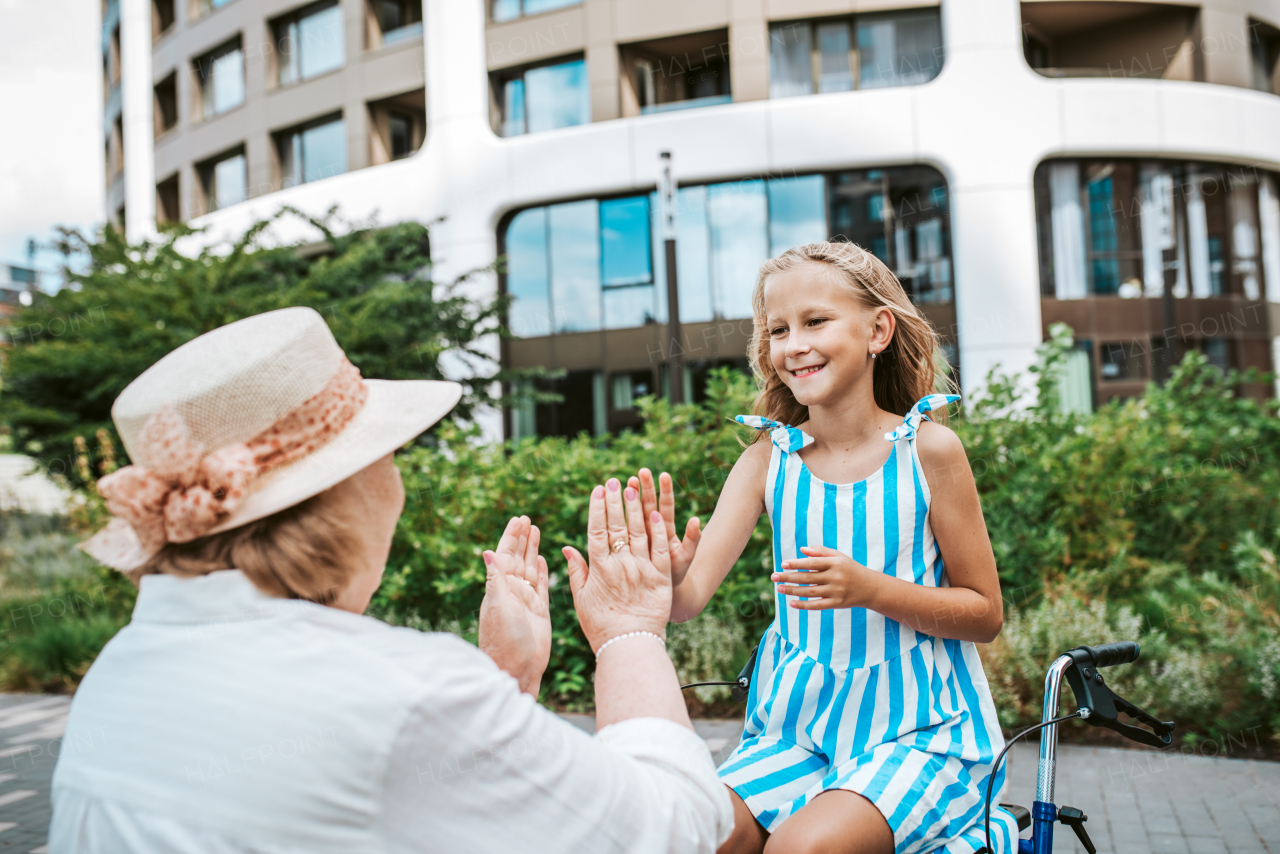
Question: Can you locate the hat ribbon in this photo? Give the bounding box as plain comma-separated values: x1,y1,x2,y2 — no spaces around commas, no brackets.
80,357,368,571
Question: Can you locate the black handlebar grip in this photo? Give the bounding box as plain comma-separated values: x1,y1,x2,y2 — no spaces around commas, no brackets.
1090,641,1140,668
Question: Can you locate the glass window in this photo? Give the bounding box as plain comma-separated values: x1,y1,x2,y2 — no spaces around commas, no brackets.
600,196,652,286
666,186,715,324
505,207,552,337
547,200,601,333
830,166,953,304
504,166,951,340
379,0,423,45
389,113,413,159
769,22,812,97
857,9,943,89
816,22,853,93
525,59,589,134
498,59,588,136
611,370,655,410
1249,19,1280,94
1203,338,1231,373
768,175,827,256
277,2,345,86
501,77,526,138
773,10,942,97
603,285,657,329
1086,173,1121,295
201,151,246,212
196,41,244,120
493,0,581,22
1100,341,1145,381
279,115,346,187
708,180,768,320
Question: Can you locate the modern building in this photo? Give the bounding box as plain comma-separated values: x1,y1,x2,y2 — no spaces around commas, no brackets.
103,0,426,226
0,263,43,324
107,0,1280,442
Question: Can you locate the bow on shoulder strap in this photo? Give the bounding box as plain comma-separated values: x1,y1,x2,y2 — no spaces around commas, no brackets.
734,415,815,453
883,394,962,442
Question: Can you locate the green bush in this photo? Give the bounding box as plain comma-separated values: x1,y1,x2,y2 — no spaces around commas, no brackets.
377,328,1280,743
4,310,1277,746
374,368,775,709
0,512,136,693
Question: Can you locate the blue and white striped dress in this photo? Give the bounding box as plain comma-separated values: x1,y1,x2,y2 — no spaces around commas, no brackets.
718,395,1019,854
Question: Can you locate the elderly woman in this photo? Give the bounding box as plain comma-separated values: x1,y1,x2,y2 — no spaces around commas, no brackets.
51,307,733,852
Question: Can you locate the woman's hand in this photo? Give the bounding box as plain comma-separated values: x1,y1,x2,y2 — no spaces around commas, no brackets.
562,478,672,653
771,545,883,611
478,516,550,696
628,468,701,589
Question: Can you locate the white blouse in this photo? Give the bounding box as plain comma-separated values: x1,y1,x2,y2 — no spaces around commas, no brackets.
50,570,734,853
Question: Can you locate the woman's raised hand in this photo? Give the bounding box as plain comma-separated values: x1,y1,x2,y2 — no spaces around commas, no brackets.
562,478,672,653
627,468,701,588
478,516,551,696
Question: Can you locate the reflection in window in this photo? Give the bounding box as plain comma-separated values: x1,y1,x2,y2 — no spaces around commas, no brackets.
768,176,827,256
195,40,244,120
611,370,655,410
504,167,954,336
830,167,953,303
505,207,552,337
492,0,581,23
497,59,589,136
1203,338,1231,373
709,181,769,321
200,150,246,212
858,10,944,89
277,115,346,187
1100,341,1145,381
627,30,732,115
548,201,601,333
1035,159,1277,301
1087,172,1122,295
377,0,423,46
503,196,654,335
276,2,345,86
770,9,942,97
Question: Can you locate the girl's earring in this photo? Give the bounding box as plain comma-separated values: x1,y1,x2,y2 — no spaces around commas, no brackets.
871,351,877,359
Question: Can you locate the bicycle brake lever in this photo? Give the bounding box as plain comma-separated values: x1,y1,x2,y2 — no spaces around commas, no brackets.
1058,807,1096,854
1065,652,1175,748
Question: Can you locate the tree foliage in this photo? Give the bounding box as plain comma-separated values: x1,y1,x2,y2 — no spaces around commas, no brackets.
0,211,540,487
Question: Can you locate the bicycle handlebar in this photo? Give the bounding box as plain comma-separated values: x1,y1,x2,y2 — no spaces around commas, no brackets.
1087,641,1140,668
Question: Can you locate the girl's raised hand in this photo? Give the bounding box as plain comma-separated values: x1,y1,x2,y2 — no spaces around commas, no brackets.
628,468,702,588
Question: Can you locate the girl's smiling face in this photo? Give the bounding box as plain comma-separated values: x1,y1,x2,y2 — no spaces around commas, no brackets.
763,262,892,409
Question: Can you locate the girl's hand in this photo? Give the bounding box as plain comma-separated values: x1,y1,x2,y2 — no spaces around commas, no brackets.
771,545,881,611
628,468,701,588
478,516,551,696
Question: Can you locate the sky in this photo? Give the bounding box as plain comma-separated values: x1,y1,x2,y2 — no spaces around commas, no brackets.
0,0,102,283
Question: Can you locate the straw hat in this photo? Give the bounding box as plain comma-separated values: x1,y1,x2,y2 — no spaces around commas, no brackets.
80,306,461,570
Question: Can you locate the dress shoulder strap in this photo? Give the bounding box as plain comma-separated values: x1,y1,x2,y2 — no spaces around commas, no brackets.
734,415,815,453
882,394,962,443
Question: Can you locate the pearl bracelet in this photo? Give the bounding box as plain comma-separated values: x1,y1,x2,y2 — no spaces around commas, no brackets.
594,630,666,660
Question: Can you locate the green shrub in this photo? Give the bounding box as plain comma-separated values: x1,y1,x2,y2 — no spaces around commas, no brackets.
0,512,136,693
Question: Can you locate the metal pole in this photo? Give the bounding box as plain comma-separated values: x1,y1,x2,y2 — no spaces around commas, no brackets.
659,151,684,404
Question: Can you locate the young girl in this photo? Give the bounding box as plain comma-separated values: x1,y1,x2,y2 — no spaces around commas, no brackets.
630,242,1018,854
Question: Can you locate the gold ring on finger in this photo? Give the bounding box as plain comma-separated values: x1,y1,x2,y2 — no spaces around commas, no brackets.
611,538,627,553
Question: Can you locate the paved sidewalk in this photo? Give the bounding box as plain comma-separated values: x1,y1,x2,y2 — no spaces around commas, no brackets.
0,694,66,853
2,694,1275,852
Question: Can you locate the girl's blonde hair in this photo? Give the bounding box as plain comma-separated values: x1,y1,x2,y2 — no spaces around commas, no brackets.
748,241,952,432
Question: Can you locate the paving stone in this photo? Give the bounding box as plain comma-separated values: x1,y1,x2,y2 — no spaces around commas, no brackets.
2,693,1278,852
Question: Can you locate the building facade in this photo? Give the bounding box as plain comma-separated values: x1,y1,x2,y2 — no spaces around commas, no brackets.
108,0,1280,441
